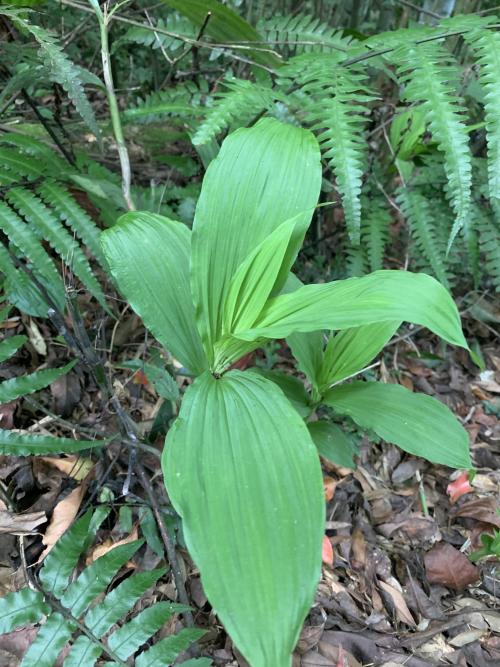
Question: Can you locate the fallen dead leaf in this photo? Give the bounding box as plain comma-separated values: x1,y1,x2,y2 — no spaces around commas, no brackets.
378,580,416,626
453,497,500,528
322,536,334,567
26,319,46,356
349,527,366,571
448,628,485,647
447,472,473,503
38,455,94,482
0,509,46,535
86,526,139,563
39,483,88,560
323,476,337,502
424,543,480,590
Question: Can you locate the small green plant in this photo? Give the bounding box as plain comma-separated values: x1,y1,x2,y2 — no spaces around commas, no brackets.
101,118,471,667
0,510,209,666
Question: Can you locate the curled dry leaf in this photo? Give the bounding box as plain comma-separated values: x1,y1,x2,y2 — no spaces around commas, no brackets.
452,498,500,528
39,482,88,560
447,472,473,503
322,536,334,567
87,526,139,563
38,455,94,482
0,509,46,535
424,543,480,590
378,580,416,626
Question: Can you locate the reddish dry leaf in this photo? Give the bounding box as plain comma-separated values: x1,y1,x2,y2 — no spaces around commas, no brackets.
424,543,480,590
378,580,416,626
453,498,500,528
39,483,87,560
323,476,337,502
322,536,334,566
447,472,473,503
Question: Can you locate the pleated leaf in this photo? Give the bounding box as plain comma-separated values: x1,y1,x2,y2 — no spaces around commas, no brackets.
308,421,357,469
317,322,400,391
235,271,467,350
162,370,324,667
101,212,207,374
20,612,73,667
324,381,471,468
0,360,77,405
0,588,49,634
0,429,105,456
191,117,321,365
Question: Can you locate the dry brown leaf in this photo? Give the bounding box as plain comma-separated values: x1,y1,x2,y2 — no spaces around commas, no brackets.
39,483,87,560
0,509,46,535
453,497,500,527
349,527,366,571
424,543,480,590
323,476,337,502
38,456,94,482
86,526,139,563
378,580,416,626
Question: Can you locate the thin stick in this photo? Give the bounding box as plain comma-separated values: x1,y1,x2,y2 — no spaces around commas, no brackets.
90,0,135,211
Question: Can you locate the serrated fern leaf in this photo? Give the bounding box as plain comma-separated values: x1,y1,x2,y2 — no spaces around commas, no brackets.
0,360,76,404
0,133,68,174
463,29,500,203
477,207,500,291
0,242,49,317
397,188,451,287
7,11,100,141
257,13,353,55
6,188,107,310
193,79,277,146
361,198,391,271
0,148,47,183
0,202,65,308
0,589,49,634
21,612,73,667
294,57,374,244
0,429,105,456
114,15,195,54
37,182,106,268
392,41,472,248
63,635,102,667
122,81,208,125
135,628,206,667
0,334,27,363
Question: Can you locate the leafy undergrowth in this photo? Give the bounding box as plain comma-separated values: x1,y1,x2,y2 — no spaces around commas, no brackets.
0,291,499,667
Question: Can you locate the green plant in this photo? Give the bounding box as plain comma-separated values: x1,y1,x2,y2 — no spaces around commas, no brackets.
470,525,500,562
101,118,471,667
0,509,209,666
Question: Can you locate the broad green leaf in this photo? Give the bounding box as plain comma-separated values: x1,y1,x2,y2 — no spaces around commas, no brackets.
163,370,324,667
324,381,471,468
236,271,467,350
85,568,166,636
191,118,322,364
308,421,357,469
318,322,400,391
60,540,144,618
108,601,186,660
0,360,76,404
63,636,102,667
40,511,94,597
135,628,206,667
0,334,26,363
180,660,212,667
0,588,49,634
162,0,282,68
0,430,104,456
256,369,311,417
222,217,303,335
101,212,207,375
21,612,73,667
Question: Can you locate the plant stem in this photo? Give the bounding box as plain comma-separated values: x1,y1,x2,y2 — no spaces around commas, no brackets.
90,0,135,211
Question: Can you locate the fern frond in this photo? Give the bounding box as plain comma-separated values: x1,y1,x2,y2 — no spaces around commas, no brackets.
122,81,208,125
392,41,472,248
361,198,391,271
289,56,374,244
0,334,26,363
257,13,353,55
476,206,500,291
0,360,76,404
6,188,108,310
397,188,451,287
0,242,49,317
463,28,500,203
114,14,195,53
0,202,66,308
0,429,105,456
193,78,278,146
0,148,47,184
345,245,367,277
37,181,106,268
0,133,68,173
5,10,101,141
0,510,206,666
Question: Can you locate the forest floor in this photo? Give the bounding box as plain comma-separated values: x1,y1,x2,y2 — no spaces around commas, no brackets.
0,247,499,667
